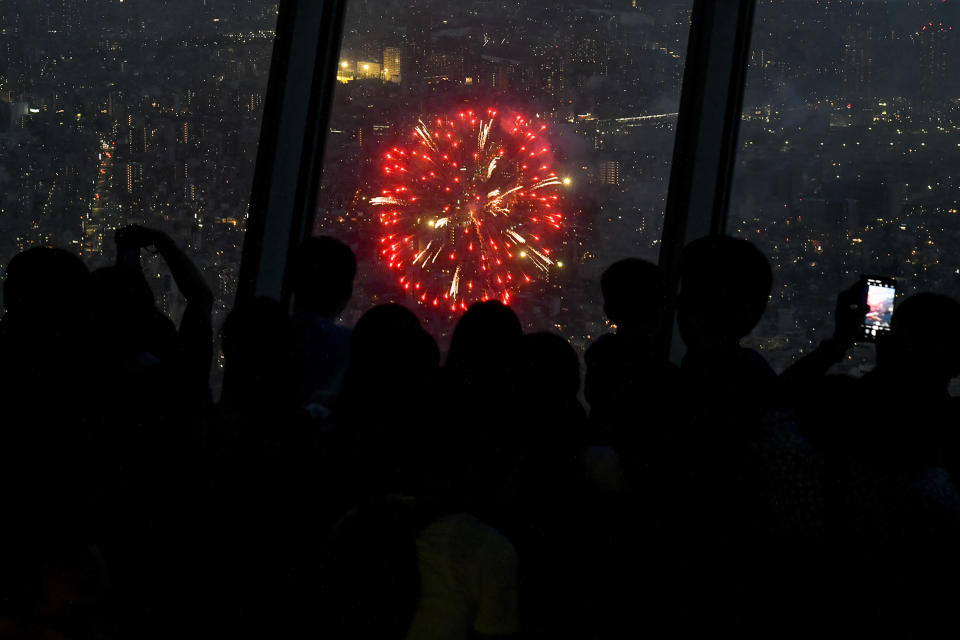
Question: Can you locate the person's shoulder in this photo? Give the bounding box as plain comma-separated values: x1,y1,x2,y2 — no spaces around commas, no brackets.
420,513,514,556
293,313,352,343
739,346,777,379
585,333,619,362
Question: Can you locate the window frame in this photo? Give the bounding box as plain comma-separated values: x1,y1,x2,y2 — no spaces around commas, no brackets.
237,0,349,305
237,0,758,363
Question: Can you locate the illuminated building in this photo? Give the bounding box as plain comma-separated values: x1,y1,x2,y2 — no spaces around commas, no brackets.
337,59,381,82
600,160,620,186
356,61,380,80
383,46,402,84
125,162,142,194
337,60,355,82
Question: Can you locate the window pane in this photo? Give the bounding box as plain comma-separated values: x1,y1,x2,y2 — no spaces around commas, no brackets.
0,0,279,386
315,0,692,350
730,1,959,373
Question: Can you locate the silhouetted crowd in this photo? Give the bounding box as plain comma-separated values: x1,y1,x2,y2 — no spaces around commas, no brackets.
2,227,960,639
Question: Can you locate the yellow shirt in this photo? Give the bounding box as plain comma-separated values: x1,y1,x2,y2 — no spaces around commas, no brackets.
406,513,518,640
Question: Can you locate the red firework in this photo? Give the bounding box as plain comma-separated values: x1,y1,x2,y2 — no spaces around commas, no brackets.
371,108,566,312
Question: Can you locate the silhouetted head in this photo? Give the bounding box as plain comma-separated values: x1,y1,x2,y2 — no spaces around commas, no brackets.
339,305,440,493
877,292,960,385
523,332,580,402
601,258,667,335
292,236,356,318
88,265,177,360
346,304,439,387
446,300,523,383
89,265,155,317
678,236,771,350
3,247,89,319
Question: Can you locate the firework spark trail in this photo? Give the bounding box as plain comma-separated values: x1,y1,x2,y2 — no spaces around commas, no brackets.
370,107,567,311
413,241,433,266
449,266,461,299
415,119,440,154
479,118,493,154
528,247,554,271
531,177,563,190
487,157,498,179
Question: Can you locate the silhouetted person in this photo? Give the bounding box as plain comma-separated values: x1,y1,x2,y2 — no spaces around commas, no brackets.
811,292,960,638
584,258,677,490
84,226,212,639
202,297,316,638
334,303,441,502
441,300,524,529
219,296,299,432
779,280,867,449
323,305,518,640
290,236,356,417
677,235,775,402
88,225,213,416
323,495,518,640
1,247,90,359
0,246,90,412
515,332,627,639
445,299,523,391
0,247,92,531
656,235,777,637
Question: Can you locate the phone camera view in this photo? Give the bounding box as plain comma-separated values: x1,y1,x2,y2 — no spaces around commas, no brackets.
864,278,896,338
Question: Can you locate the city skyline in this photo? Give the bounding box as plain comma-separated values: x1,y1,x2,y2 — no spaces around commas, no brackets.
1,0,959,374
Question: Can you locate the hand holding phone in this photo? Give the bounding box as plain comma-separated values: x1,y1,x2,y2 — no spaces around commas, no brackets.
860,275,896,341
832,282,869,349
115,225,162,269
115,225,160,249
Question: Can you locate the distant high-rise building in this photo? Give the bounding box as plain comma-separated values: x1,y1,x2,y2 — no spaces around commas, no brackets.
125,162,142,194
383,46,402,84
600,160,620,186
129,124,146,155
917,21,951,108
841,27,873,106
56,0,82,36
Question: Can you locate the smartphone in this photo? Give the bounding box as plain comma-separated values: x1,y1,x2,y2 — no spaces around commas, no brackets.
860,275,896,341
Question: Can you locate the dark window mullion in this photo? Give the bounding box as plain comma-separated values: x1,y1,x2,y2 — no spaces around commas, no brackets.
658,0,757,362
237,0,348,307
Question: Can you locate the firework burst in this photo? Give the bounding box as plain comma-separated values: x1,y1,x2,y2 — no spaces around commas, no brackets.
371,108,566,312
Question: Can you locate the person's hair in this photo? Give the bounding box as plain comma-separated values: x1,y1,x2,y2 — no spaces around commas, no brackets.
346,303,439,377
879,292,960,381
291,236,357,317
446,300,523,376
679,235,772,339
600,258,667,329
523,332,580,400
4,247,89,315
89,265,156,314
337,304,440,491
